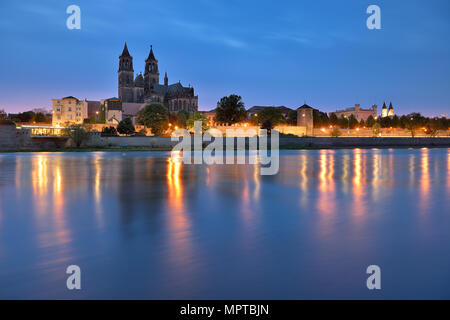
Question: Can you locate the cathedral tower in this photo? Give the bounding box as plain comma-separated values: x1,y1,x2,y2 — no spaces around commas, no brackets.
144,45,159,94
118,42,135,102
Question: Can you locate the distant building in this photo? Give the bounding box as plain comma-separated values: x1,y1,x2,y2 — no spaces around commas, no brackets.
330,104,378,122
118,43,198,112
104,98,123,124
52,96,87,126
200,110,217,126
381,102,395,118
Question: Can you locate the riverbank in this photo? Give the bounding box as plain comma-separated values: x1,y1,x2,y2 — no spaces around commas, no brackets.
1,137,449,153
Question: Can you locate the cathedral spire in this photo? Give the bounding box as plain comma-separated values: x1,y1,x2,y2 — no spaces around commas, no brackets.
147,45,156,61
164,72,168,86
120,42,131,57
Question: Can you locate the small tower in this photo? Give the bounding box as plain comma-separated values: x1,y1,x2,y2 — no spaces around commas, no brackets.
297,104,314,136
144,45,160,94
381,102,388,118
388,102,394,117
164,72,168,86
118,42,135,102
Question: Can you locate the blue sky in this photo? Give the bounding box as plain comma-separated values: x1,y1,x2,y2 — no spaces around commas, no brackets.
0,0,449,116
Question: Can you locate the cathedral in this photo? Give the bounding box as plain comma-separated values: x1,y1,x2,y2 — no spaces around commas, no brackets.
118,43,198,112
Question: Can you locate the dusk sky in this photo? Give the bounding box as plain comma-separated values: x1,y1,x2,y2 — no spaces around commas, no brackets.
0,0,449,116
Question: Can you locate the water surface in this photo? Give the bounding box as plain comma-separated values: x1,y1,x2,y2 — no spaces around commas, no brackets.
0,149,449,299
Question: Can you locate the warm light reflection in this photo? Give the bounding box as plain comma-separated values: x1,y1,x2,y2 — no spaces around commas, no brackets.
93,154,104,228
420,148,430,212
372,150,380,200
166,151,192,268
317,150,336,215
351,149,366,222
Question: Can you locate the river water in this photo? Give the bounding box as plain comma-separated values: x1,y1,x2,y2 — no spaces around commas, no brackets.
0,148,449,299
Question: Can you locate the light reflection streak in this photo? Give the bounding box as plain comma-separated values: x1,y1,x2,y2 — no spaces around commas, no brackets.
419,148,430,213
351,149,366,220
166,151,192,268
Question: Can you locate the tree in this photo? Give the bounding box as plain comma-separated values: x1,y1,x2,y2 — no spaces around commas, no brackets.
366,115,376,127
287,110,297,125
251,107,285,129
33,112,47,123
330,127,342,137
214,94,247,125
359,119,365,127
261,120,274,134
64,124,90,147
101,126,118,137
117,117,135,135
176,110,189,128
186,111,209,132
372,123,381,137
136,103,169,136
313,110,330,128
329,113,338,126
134,128,147,137
348,114,358,129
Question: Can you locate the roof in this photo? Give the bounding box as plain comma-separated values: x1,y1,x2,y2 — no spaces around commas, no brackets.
120,42,131,58
297,104,313,109
146,45,156,61
61,96,79,101
135,73,144,87
152,82,193,95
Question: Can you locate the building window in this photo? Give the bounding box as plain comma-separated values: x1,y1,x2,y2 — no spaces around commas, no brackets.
68,107,72,112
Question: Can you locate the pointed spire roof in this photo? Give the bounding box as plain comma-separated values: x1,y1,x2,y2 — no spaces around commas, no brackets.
120,42,131,57
382,102,387,108
388,102,393,109
147,45,156,61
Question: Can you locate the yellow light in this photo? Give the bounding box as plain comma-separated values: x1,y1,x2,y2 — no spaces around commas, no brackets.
321,128,326,132
356,128,360,131
175,126,178,130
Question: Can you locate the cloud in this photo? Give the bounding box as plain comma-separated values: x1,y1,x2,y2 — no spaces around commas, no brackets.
169,19,246,49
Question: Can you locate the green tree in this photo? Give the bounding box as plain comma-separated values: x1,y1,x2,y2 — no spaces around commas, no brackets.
348,114,358,129
313,110,330,128
214,94,247,125
101,126,118,137
366,115,376,127
287,110,297,125
136,103,169,136
33,112,47,123
64,124,90,147
251,107,285,128
176,110,189,128
330,127,342,137
186,111,210,132
372,122,381,137
359,119,365,127
117,117,135,135
329,113,338,126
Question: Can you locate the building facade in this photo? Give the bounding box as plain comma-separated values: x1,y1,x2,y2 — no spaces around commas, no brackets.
330,104,378,122
118,43,198,112
52,96,88,126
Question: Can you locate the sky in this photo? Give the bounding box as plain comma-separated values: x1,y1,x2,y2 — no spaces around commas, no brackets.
0,0,449,116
